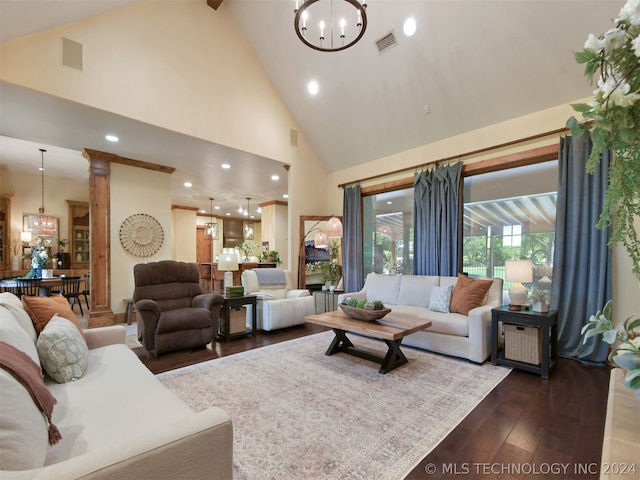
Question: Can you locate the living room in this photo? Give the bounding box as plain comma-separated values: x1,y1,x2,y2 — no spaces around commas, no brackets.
1,1,638,478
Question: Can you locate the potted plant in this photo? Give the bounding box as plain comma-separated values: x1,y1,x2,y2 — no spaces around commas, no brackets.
262,250,281,264
567,0,640,281
529,289,550,313
582,300,640,398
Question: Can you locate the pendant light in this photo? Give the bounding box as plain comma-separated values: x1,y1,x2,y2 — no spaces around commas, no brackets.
243,197,254,240
204,198,218,240
25,149,58,237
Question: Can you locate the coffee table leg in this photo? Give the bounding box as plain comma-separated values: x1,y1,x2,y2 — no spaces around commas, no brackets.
326,329,354,355
380,339,408,374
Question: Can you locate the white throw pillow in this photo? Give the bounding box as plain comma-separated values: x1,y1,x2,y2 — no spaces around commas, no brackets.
0,292,38,343
365,273,401,306
0,307,40,366
428,284,453,313
37,315,88,384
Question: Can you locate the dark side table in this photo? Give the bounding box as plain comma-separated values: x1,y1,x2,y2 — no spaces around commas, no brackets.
218,295,257,342
491,306,558,379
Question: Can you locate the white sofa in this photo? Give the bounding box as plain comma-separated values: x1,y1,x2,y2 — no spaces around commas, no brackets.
338,273,503,363
0,292,233,479
242,268,315,331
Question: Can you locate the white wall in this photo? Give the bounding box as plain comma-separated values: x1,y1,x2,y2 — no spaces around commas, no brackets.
110,163,172,314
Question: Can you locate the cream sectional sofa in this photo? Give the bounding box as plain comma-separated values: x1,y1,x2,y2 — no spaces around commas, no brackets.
338,273,503,363
0,292,233,480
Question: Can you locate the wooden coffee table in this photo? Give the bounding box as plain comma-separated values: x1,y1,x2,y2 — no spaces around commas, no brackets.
305,310,431,374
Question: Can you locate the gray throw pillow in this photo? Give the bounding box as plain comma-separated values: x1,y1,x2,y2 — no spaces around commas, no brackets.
428,284,453,313
36,314,88,383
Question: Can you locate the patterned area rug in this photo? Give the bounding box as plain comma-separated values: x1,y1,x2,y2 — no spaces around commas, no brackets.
157,331,511,480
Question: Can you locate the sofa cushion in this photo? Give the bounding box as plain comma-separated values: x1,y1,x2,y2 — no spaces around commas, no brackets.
0,306,40,366
365,273,401,306
429,284,453,313
0,367,49,470
449,274,493,315
397,275,439,308
156,307,211,334
0,292,37,342
22,294,85,339
37,315,89,384
44,344,194,465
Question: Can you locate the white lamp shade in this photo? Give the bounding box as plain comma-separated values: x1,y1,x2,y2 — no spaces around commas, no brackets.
218,248,239,272
314,230,328,249
326,216,343,238
505,260,533,283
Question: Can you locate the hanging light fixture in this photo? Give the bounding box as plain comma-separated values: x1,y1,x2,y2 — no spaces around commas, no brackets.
326,216,343,238
24,149,58,237
243,197,254,240
294,0,368,52
204,197,218,240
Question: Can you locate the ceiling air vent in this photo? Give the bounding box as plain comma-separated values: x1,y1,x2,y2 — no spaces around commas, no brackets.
375,31,397,54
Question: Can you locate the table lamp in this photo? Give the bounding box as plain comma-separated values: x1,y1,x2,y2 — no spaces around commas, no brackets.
218,248,239,289
505,260,533,308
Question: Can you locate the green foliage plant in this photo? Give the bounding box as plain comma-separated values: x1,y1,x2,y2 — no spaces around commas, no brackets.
262,250,281,264
582,300,640,398
567,0,640,280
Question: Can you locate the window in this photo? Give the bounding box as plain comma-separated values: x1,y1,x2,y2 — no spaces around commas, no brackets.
463,162,558,291
363,189,413,275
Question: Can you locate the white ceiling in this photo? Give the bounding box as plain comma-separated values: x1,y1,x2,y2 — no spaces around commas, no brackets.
0,0,623,216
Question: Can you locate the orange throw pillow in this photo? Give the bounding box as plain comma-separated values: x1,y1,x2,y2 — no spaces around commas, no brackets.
449,274,493,315
22,294,85,340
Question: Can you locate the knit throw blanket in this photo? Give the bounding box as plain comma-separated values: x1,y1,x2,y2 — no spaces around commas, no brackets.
254,268,287,285
0,341,61,445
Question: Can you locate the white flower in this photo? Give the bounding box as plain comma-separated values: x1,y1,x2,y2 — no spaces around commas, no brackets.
633,35,640,57
617,0,640,25
584,33,604,51
602,28,628,53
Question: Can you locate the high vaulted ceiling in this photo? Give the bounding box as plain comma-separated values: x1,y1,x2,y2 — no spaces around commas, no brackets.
0,0,624,216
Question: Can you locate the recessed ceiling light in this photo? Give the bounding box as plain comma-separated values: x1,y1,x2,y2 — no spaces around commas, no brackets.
184,182,192,188
221,163,231,169
200,209,206,213
403,18,416,36
214,205,220,210
271,175,280,181
308,80,319,95
225,212,231,216
387,201,392,205
105,134,119,142
283,194,289,199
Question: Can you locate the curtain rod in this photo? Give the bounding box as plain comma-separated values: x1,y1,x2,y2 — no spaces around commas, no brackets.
337,125,570,188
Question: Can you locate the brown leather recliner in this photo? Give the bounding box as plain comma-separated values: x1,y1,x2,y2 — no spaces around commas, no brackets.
133,260,224,357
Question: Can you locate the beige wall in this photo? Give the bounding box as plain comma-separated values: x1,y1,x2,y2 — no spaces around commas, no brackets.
328,100,639,327
0,0,326,289
0,168,89,250
110,163,172,314
171,208,196,262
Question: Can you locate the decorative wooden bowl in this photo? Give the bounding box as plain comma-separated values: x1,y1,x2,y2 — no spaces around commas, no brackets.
339,304,391,321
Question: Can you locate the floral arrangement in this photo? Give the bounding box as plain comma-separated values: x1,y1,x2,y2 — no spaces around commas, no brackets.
567,0,640,280
582,300,640,398
23,236,53,277
529,289,550,304
238,240,258,260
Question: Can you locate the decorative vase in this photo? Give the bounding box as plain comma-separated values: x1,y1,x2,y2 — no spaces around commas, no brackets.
42,269,53,279
10,254,19,271
33,267,42,278
267,256,274,263
532,302,549,313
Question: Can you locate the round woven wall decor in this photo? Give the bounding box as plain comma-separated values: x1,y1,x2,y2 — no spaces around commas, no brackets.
119,213,164,257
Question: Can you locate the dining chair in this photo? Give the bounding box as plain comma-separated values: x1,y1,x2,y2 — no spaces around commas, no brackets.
80,273,90,311
59,276,84,315
14,278,42,298
0,277,19,295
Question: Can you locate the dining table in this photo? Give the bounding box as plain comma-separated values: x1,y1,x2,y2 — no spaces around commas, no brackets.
0,277,67,297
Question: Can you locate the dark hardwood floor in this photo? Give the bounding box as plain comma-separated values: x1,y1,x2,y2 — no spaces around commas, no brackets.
132,323,611,480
